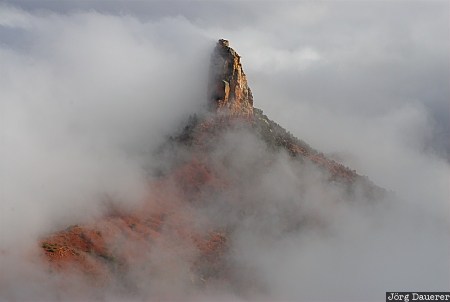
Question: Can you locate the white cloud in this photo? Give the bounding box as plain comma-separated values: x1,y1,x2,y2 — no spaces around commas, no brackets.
0,7,212,246
0,4,32,28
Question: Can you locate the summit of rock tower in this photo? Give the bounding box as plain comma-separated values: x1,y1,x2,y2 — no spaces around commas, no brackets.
207,39,254,117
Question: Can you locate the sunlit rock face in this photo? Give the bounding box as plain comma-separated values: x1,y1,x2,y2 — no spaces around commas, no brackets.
208,39,254,117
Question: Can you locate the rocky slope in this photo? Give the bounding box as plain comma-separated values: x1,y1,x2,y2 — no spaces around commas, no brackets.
39,39,383,296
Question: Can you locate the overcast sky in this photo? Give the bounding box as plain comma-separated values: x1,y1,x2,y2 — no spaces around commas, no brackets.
1,1,449,301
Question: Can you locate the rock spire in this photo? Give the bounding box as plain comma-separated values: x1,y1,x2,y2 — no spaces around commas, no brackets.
207,39,254,117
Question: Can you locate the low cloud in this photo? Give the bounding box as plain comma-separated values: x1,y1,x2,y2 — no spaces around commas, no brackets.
1,2,449,302
0,6,212,246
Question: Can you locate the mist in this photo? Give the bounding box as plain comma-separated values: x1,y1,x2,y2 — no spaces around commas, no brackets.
0,6,212,242
1,2,449,302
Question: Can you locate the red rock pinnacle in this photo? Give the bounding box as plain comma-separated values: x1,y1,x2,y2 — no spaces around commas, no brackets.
208,39,254,117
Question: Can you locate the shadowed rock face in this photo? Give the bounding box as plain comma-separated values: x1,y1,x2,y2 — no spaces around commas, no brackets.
208,39,254,117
